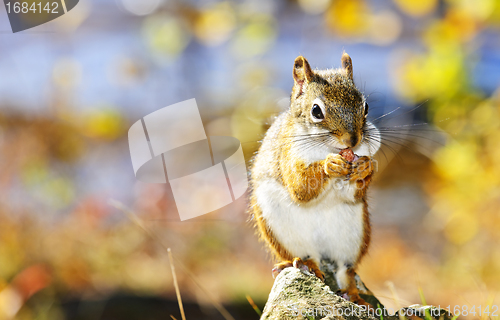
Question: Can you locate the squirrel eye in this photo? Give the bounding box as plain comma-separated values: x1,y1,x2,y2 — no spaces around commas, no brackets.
364,102,369,117
311,104,324,121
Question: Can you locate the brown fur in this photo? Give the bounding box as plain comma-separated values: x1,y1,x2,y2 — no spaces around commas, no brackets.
250,194,292,262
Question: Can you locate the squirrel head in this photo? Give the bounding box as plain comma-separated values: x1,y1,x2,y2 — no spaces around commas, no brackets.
290,53,368,149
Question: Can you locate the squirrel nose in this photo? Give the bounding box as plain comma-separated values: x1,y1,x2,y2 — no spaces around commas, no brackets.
341,133,359,148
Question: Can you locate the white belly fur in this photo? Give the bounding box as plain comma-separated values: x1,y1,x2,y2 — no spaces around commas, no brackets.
255,178,364,267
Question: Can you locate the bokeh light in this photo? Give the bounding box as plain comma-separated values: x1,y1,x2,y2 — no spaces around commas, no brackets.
121,0,160,16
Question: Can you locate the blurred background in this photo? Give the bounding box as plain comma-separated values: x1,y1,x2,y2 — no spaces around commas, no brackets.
0,0,500,319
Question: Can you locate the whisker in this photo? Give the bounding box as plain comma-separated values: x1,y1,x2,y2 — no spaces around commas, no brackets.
369,107,401,123
372,100,429,125
366,134,428,159
364,136,404,163
240,132,332,147
376,131,445,146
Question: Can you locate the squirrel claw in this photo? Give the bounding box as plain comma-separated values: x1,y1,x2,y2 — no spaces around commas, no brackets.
272,258,317,278
337,289,375,311
272,261,293,278
292,257,309,273
271,268,280,279
336,290,350,301
324,154,351,177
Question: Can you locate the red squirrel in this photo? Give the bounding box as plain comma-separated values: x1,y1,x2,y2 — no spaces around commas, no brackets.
249,53,380,306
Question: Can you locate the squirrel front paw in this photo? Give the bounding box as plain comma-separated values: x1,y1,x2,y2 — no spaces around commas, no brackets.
324,154,351,177
349,156,373,182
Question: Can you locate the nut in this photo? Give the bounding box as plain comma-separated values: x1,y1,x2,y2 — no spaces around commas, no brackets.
339,148,356,162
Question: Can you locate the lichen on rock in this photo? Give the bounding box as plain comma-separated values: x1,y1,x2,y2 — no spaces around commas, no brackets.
260,267,377,320
260,266,455,320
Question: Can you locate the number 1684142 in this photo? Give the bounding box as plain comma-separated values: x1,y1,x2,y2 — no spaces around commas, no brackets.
5,2,59,14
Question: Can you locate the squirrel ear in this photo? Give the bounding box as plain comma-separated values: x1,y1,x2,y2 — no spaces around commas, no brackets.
341,52,353,81
293,56,313,85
